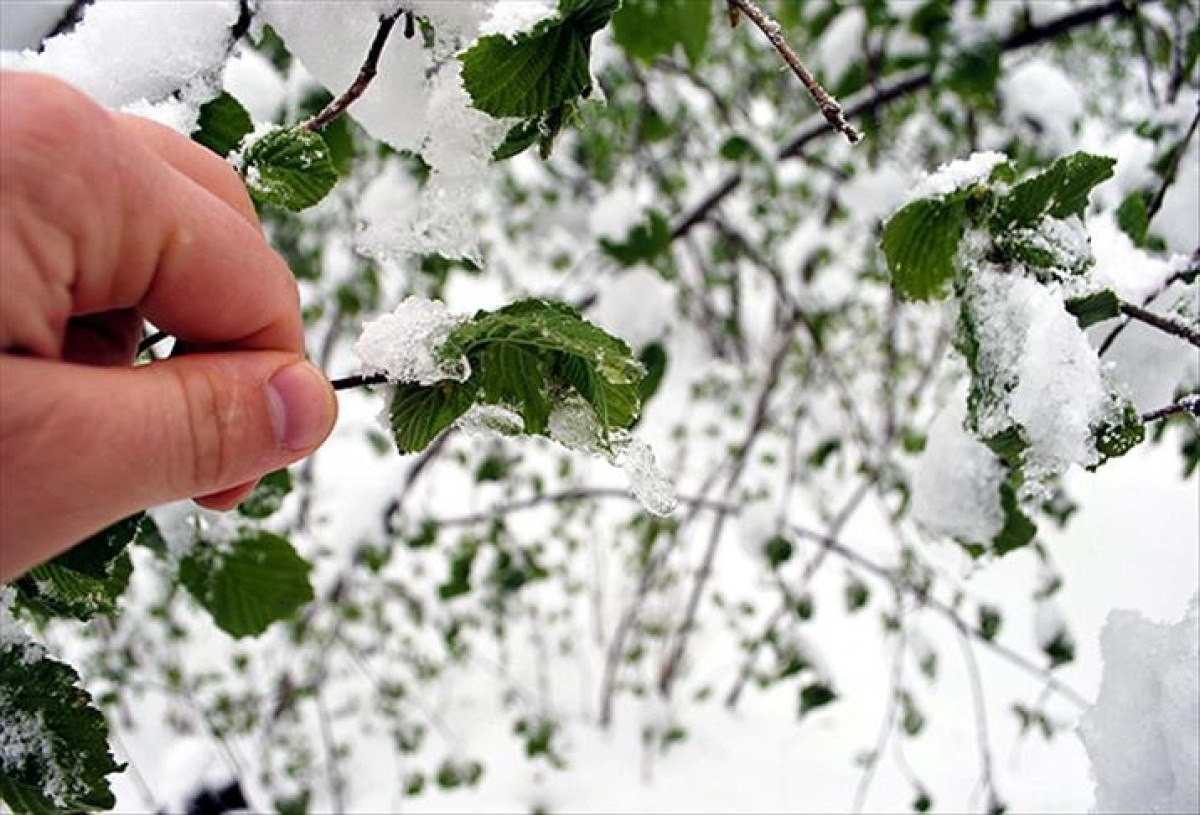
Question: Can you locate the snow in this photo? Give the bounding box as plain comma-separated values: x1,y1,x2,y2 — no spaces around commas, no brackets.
911,403,1006,545
907,151,1008,201
477,0,558,38
222,47,287,123
1000,61,1084,154
0,0,71,51
1079,599,1199,814
354,296,470,385
457,404,526,437
965,269,1109,483
11,0,236,130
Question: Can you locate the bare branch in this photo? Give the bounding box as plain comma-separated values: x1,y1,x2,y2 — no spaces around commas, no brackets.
303,10,404,132
1141,394,1200,423
331,372,388,391
1118,299,1200,348
726,0,861,144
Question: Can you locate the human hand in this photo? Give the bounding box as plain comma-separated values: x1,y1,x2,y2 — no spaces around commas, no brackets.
0,73,337,580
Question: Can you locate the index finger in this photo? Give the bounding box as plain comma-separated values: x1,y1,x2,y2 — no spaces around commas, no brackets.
1,72,303,354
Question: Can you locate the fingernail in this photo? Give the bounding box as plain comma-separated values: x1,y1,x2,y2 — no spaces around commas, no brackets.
267,361,334,451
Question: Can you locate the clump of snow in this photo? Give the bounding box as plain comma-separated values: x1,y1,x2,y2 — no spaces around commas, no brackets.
354,296,470,385
911,403,1006,544
1001,61,1083,153
478,0,558,38
0,703,65,806
908,151,1007,201
12,0,236,130
222,47,287,123
1079,599,1199,814
965,269,1109,483
1012,215,1095,287
547,396,679,517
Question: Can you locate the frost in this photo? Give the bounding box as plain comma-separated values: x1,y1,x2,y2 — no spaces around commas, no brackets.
1080,599,1199,814
1009,215,1095,289
908,151,1007,201
354,296,470,385
965,269,1109,482
13,0,236,130
547,396,679,517
911,404,1006,544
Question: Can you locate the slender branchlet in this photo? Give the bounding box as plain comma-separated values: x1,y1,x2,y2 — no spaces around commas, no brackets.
1141,394,1200,423
726,0,862,144
1118,299,1200,348
302,9,405,132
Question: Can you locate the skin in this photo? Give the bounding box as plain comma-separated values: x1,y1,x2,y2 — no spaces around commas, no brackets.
0,72,338,581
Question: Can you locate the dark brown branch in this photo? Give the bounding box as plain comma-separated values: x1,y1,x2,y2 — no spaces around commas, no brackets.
137,330,170,356
1140,394,1200,423
1147,100,1200,222
671,0,1146,241
1118,299,1200,348
331,372,388,391
726,0,861,144
302,10,404,132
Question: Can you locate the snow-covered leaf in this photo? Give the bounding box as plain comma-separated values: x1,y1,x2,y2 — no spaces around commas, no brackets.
0,646,122,813
237,468,293,519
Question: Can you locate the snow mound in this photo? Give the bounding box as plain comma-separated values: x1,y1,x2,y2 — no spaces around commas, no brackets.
354,296,469,385
1080,599,1199,814
908,150,1007,201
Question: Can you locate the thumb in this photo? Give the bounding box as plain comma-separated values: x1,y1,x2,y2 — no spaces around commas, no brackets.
0,352,336,573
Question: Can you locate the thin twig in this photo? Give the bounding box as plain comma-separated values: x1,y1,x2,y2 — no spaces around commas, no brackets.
1147,100,1200,222
851,590,906,813
726,0,861,143
790,525,1091,710
1118,299,1200,348
421,488,736,529
302,10,404,132
331,372,388,391
1141,394,1200,423
137,330,170,356
954,622,1003,813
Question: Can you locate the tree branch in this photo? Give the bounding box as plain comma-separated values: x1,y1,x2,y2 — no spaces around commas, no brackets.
331,372,388,391
1140,394,1200,423
1118,299,1200,348
302,10,404,132
726,0,861,144
671,0,1146,241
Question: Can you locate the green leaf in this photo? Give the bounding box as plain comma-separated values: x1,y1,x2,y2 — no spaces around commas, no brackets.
447,299,643,432
241,126,338,211
611,0,711,67
460,0,618,118
762,535,794,569
881,195,967,301
978,605,1002,641
944,40,1001,108
1043,628,1075,668
389,382,478,454
844,577,870,612
599,210,672,266
798,682,838,718
1065,289,1120,329
994,153,1116,227
899,692,925,736
180,531,314,638
1094,402,1146,465
637,341,668,404
477,343,552,435
991,482,1037,556
191,91,253,158
238,468,293,519
1116,192,1151,246
14,514,142,620
493,118,543,161
0,646,123,812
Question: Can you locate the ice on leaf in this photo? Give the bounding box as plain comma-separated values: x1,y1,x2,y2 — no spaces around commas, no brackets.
907,150,1008,202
